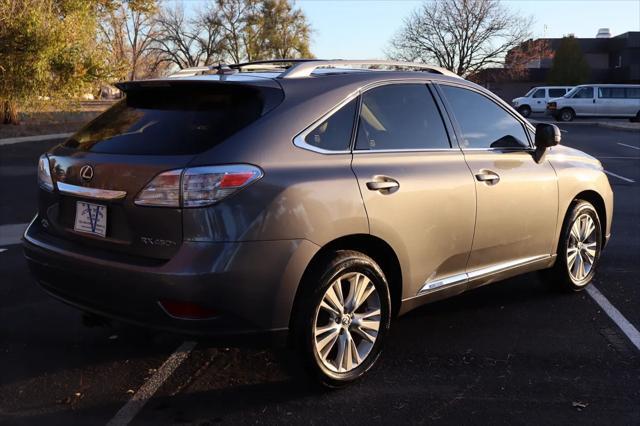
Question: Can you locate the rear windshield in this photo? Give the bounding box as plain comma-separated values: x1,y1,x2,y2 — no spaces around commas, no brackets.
64,84,282,155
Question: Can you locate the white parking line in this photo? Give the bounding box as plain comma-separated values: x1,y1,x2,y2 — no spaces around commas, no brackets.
0,223,29,246
618,143,640,151
604,170,636,183
587,285,640,351
107,340,196,426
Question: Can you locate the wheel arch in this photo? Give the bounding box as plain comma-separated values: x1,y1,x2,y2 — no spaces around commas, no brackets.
565,190,607,245
290,234,403,326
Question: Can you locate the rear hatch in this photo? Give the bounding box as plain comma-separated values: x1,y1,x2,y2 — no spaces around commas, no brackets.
42,79,283,261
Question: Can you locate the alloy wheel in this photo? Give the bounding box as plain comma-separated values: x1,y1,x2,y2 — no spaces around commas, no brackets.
313,272,381,373
566,213,598,282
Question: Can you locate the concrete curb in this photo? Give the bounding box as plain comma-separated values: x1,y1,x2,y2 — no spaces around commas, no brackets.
0,132,73,147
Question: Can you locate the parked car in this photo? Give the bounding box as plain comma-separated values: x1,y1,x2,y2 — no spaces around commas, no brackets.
547,84,640,122
512,86,573,117
24,60,613,387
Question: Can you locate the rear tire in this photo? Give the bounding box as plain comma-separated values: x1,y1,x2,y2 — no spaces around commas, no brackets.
559,108,575,122
542,200,602,292
517,105,532,118
630,111,640,123
291,250,391,388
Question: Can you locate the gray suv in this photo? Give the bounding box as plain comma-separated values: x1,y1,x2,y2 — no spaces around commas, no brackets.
24,60,613,387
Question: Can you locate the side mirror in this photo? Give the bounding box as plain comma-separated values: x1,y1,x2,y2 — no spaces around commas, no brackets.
533,123,561,163
535,123,561,148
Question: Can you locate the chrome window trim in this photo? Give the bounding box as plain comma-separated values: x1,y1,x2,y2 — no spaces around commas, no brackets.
292,91,359,155
417,255,550,296
461,147,536,152
353,148,460,154
57,182,127,200
293,80,460,155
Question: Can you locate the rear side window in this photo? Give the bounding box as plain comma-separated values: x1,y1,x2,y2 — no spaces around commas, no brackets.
599,87,626,98
549,89,566,97
627,88,640,99
64,84,282,155
355,84,450,150
440,85,529,149
304,98,357,151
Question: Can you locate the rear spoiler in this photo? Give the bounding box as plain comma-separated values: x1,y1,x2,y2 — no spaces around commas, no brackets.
114,77,282,93
113,79,284,114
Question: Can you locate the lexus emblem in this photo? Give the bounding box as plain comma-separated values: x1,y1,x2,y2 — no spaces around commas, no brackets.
79,165,94,182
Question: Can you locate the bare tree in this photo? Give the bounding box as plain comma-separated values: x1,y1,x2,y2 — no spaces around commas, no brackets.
388,0,533,77
98,0,162,80
505,38,552,79
216,0,257,63
152,3,226,69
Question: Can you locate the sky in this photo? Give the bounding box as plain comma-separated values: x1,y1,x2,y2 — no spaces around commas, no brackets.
179,0,640,59
297,0,640,58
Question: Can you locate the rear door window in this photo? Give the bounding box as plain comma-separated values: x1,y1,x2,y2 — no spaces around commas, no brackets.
440,85,530,150
64,84,282,155
549,88,566,97
355,84,450,150
626,88,640,99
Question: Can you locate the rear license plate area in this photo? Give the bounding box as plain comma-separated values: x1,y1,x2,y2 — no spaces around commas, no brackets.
74,201,107,237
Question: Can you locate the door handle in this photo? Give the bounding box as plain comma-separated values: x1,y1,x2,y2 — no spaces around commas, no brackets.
475,171,500,185
366,177,399,192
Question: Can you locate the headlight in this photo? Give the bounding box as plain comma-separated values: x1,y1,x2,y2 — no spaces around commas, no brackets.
37,155,54,191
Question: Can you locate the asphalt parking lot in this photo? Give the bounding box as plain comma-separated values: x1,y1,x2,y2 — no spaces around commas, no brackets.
1,122,639,425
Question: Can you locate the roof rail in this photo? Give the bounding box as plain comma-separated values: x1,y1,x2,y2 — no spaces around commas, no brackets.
168,63,238,78
168,66,212,78
278,60,461,79
230,59,317,71
167,59,461,79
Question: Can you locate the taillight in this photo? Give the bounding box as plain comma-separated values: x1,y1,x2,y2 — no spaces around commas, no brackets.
134,165,262,208
134,169,181,207
37,155,54,191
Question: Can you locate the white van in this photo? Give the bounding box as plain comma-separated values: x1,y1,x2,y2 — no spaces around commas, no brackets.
511,86,574,117
547,84,640,122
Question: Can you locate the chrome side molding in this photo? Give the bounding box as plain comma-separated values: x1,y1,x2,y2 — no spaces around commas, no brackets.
57,182,127,201
418,255,551,296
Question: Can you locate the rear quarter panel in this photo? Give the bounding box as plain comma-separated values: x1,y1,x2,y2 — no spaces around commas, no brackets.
182,77,370,245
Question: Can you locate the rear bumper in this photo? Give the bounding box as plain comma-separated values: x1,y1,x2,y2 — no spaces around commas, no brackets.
23,216,318,338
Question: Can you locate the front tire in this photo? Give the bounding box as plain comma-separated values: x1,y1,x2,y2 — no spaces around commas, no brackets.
559,108,575,122
543,200,602,291
291,250,391,387
517,105,532,118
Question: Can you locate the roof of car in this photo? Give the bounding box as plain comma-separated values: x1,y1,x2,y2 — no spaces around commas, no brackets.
115,61,471,98
573,83,640,87
165,59,463,84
